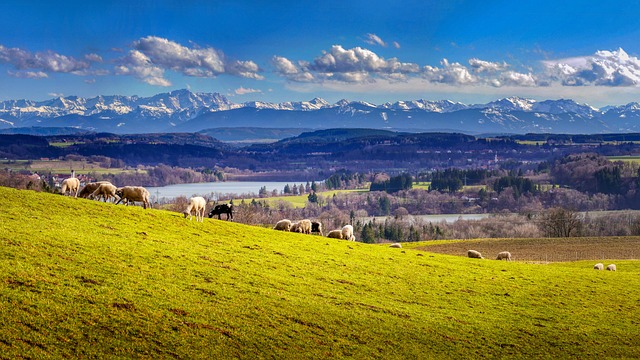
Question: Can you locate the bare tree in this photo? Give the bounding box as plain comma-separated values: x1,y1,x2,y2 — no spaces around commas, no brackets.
538,207,582,237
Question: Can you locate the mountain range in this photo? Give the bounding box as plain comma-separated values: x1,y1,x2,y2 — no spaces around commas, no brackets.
1,89,640,135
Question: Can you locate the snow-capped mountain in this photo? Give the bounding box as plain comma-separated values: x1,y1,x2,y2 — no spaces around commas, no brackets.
1,89,639,134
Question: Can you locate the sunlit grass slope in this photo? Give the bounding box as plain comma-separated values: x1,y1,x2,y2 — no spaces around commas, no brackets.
1,186,639,358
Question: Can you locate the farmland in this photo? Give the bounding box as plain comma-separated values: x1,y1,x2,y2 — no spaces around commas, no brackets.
1,186,639,358
0,159,140,175
408,236,640,263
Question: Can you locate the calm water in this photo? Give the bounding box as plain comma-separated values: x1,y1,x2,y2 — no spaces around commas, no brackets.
146,181,294,201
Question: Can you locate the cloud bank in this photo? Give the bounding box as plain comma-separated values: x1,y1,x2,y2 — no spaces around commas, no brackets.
273,46,640,94
115,36,263,86
0,45,93,78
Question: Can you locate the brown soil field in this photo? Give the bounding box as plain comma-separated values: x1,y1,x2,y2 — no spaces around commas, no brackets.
413,236,640,263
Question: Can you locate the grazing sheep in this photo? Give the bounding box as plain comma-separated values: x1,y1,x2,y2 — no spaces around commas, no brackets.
273,219,292,231
311,221,323,236
467,250,484,259
208,204,233,220
115,186,151,209
296,219,312,234
496,251,512,261
594,263,604,270
326,229,343,239
60,177,80,197
390,243,402,248
183,196,207,222
606,264,617,271
78,181,111,198
341,225,355,241
290,222,303,233
90,183,119,203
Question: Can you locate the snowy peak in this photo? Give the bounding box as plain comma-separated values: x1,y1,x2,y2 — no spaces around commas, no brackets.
531,99,599,117
484,97,536,111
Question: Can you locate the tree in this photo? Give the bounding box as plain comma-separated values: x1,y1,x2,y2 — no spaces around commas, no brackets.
307,191,318,203
360,222,376,244
539,207,582,237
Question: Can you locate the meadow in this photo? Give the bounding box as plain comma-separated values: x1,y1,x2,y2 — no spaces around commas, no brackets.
0,159,139,175
1,186,639,358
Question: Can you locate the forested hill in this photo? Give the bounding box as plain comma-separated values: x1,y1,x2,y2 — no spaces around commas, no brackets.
3,130,640,173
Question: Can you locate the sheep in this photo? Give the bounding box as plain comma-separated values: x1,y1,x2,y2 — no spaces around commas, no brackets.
295,219,312,234
208,204,233,220
496,251,512,261
311,221,323,236
115,186,151,209
389,243,402,248
78,181,111,198
273,219,292,231
594,263,604,270
90,183,119,203
606,264,617,271
341,224,355,241
183,196,207,222
467,250,484,259
326,229,343,239
60,177,80,197
290,222,303,233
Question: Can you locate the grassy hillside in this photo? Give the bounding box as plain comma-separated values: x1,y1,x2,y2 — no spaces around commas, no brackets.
1,186,639,358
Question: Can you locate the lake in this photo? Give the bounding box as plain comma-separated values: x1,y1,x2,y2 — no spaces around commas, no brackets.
146,181,295,201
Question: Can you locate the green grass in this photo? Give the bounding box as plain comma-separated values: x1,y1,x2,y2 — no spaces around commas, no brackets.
0,159,142,175
236,189,367,208
1,186,639,358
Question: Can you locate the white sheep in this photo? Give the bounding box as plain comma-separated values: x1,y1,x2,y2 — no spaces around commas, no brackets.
273,219,292,231
594,263,604,270
183,196,207,222
467,250,484,259
389,243,402,248
90,183,119,203
296,219,312,234
290,221,303,233
606,264,616,271
341,224,355,241
496,251,512,261
60,177,80,197
326,229,343,239
115,186,151,209
78,181,111,198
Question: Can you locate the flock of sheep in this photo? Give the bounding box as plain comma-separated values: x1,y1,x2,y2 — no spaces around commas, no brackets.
62,177,623,269
60,177,151,209
466,250,512,261
468,250,618,271
273,219,356,241
594,263,617,271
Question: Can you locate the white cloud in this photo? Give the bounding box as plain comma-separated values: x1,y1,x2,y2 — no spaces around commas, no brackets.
422,59,477,85
115,50,171,86
542,48,640,87
469,58,508,73
364,33,386,47
235,86,262,95
7,70,48,79
84,53,103,63
115,36,263,86
48,92,64,97
0,45,91,75
392,41,401,49
272,55,315,82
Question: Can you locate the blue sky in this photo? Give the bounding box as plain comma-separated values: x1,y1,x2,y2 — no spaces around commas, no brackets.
2,0,640,107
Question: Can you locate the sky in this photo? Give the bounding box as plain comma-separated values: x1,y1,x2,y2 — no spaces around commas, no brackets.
2,0,640,107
